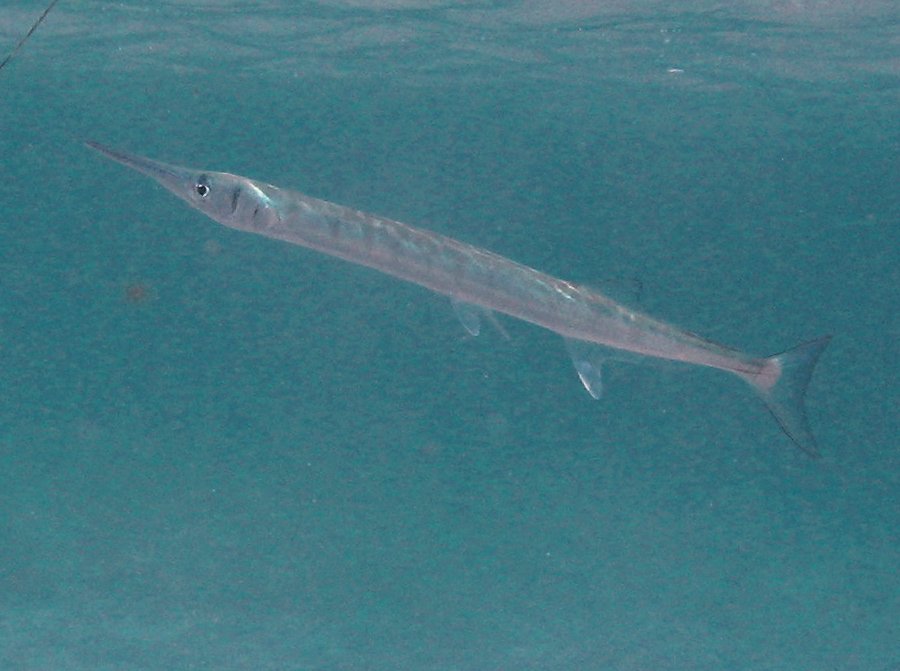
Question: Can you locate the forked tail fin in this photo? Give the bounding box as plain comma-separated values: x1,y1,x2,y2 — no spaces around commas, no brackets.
743,336,831,457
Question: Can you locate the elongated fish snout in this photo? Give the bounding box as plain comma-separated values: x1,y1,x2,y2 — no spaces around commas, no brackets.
85,140,198,202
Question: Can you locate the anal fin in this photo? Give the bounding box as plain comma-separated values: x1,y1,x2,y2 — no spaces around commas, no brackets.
565,338,606,399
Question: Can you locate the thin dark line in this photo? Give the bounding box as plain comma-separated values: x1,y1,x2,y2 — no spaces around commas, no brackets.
0,0,62,74
230,186,241,214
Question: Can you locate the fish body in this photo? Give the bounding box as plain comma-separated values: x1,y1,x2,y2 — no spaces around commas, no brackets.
87,141,830,456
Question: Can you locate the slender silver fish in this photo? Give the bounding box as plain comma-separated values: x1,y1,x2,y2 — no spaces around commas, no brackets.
87,141,830,456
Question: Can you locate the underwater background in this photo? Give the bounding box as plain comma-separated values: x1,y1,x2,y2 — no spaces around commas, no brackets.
1,1,897,669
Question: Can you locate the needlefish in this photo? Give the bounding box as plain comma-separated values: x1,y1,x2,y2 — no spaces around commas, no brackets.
86,141,831,456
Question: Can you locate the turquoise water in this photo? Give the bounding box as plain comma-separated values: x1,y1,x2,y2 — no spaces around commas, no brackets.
1,2,897,669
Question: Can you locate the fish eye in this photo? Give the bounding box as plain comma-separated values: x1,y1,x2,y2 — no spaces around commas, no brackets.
195,177,210,198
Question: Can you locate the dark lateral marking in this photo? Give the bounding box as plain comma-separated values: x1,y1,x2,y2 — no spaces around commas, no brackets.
0,0,62,75
230,186,241,214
